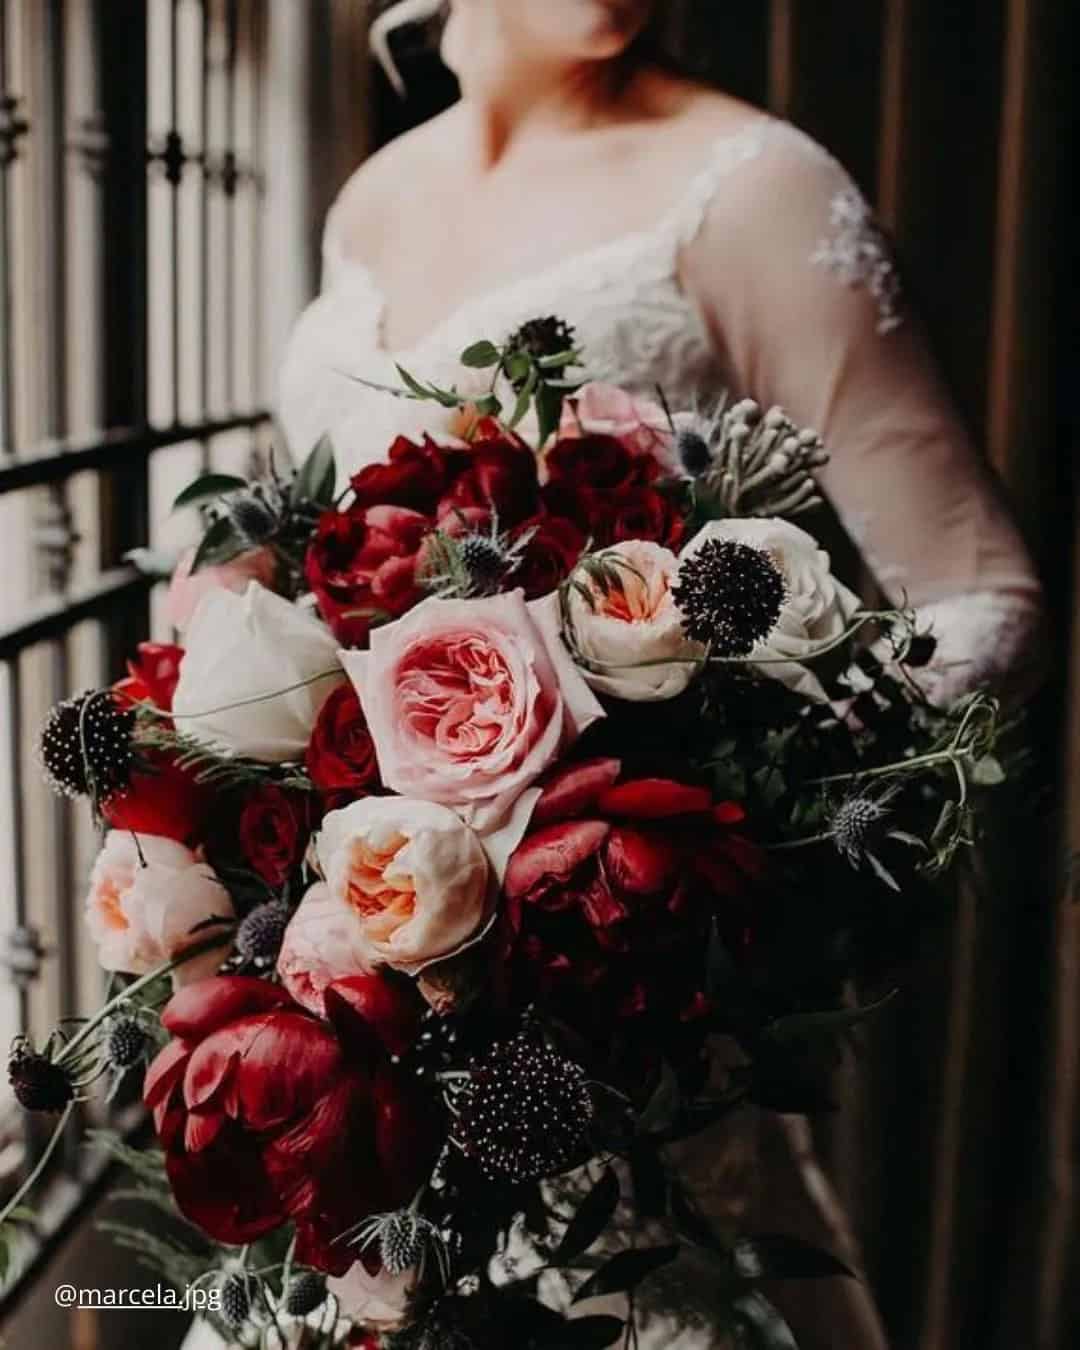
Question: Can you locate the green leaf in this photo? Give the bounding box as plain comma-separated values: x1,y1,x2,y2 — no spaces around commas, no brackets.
637,1061,681,1136
172,473,248,511
292,433,336,507
189,516,244,573
735,1234,855,1281
510,366,539,429
395,363,433,399
460,339,501,369
504,351,531,385
473,394,503,418
763,989,899,1045
536,382,566,447
572,1245,679,1303
539,1316,626,1349
552,1167,620,1266
732,1293,799,1349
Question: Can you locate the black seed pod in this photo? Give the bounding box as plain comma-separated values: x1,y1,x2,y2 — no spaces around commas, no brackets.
39,691,136,800
234,900,292,967
8,1044,75,1113
675,428,713,476
220,1272,253,1328
284,1270,327,1317
105,1016,148,1070
505,316,576,386
227,489,280,546
671,539,787,656
454,1036,593,1183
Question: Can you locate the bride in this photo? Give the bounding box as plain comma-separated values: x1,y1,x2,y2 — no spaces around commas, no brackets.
273,2,1044,1347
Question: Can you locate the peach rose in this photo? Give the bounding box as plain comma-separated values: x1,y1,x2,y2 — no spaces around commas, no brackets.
564,539,704,702
166,544,278,634
559,382,675,471
278,798,492,1006
84,832,233,984
340,592,604,833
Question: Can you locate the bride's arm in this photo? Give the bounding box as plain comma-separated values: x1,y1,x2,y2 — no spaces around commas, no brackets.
681,127,1045,704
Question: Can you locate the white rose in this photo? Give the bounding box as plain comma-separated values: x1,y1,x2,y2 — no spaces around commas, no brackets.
278,798,492,998
172,581,345,761
679,518,860,701
84,832,233,984
564,540,704,702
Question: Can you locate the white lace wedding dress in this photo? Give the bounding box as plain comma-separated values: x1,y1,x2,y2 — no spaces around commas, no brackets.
185,115,1043,1350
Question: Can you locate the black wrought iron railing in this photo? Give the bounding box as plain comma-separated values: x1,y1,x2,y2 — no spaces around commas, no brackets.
0,0,271,1296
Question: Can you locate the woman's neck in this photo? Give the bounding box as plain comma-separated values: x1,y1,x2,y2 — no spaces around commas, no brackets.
457,60,644,166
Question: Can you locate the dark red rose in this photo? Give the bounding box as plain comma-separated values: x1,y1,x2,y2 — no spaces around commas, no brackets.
306,684,381,805
593,484,686,551
306,503,429,646
145,973,440,1274
503,757,765,1081
544,434,654,499
101,754,208,844
436,437,540,529
510,514,585,599
238,785,313,887
114,643,185,711
349,435,455,514
541,435,685,549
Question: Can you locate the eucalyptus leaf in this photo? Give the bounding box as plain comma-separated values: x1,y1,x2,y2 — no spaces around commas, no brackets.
552,1167,620,1266
735,1233,855,1281
510,366,539,428
572,1245,679,1304
732,1292,799,1350
763,989,899,1045
172,472,248,511
291,434,336,507
460,339,500,369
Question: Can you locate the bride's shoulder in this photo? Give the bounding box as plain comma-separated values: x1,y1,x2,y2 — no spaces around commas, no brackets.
326,107,465,258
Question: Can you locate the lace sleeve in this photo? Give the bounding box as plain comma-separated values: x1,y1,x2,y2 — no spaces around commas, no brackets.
682,126,1045,702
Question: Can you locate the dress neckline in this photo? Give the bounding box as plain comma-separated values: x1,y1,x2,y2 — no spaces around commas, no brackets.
324,115,776,359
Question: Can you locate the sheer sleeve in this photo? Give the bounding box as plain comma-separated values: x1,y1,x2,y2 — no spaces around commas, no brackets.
681,126,1045,704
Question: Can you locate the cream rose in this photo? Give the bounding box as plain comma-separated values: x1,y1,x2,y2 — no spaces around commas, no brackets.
565,540,703,702
171,581,345,761
679,518,860,701
277,798,492,1005
341,591,604,833
84,832,233,984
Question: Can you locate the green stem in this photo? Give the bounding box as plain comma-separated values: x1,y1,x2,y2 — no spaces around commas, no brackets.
769,832,832,851
0,1101,75,1228
808,748,960,788
58,933,233,1066
141,668,341,724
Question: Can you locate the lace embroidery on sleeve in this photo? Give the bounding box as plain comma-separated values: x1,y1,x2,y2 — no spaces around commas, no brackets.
811,186,904,335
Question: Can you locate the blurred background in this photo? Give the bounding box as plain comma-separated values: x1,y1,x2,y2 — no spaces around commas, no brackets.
0,1,1074,1347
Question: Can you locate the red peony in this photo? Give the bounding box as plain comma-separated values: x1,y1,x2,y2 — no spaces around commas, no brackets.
349,435,455,514
503,758,765,1080
541,435,683,549
144,973,439,1274
113,642,185,711
306,504,429,647
435,435,539,529
306,684,381,807
510,514,586,600
100,754,208,844
238,785,315,887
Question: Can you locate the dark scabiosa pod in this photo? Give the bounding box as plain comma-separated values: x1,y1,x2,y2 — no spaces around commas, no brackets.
452,1035,594,1183
7,1039,75,1113
38,690,136,801
671,538,787,656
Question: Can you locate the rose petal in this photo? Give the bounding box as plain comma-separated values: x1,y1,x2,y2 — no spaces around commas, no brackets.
596,778,712,819
503,819,610,902
531,757,623,827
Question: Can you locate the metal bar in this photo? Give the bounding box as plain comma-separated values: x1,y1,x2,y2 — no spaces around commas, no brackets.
0,410,269,492
4,657,29,1037
223,0,239,412
0,0,19,454
199,0,211,446
169,0,181,425
250,0,265,410
0,567,151,660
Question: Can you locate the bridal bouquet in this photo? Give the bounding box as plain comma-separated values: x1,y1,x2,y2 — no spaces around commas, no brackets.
2,319,1012,1349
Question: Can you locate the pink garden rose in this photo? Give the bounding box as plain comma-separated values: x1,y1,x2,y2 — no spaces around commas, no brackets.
340,592,604,833
559,382,675,470
166,545,278,633
84,832,234,984
277,798,492,1009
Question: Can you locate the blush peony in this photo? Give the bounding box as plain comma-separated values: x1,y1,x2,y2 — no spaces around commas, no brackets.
341,592,604,833
84,832,234,984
